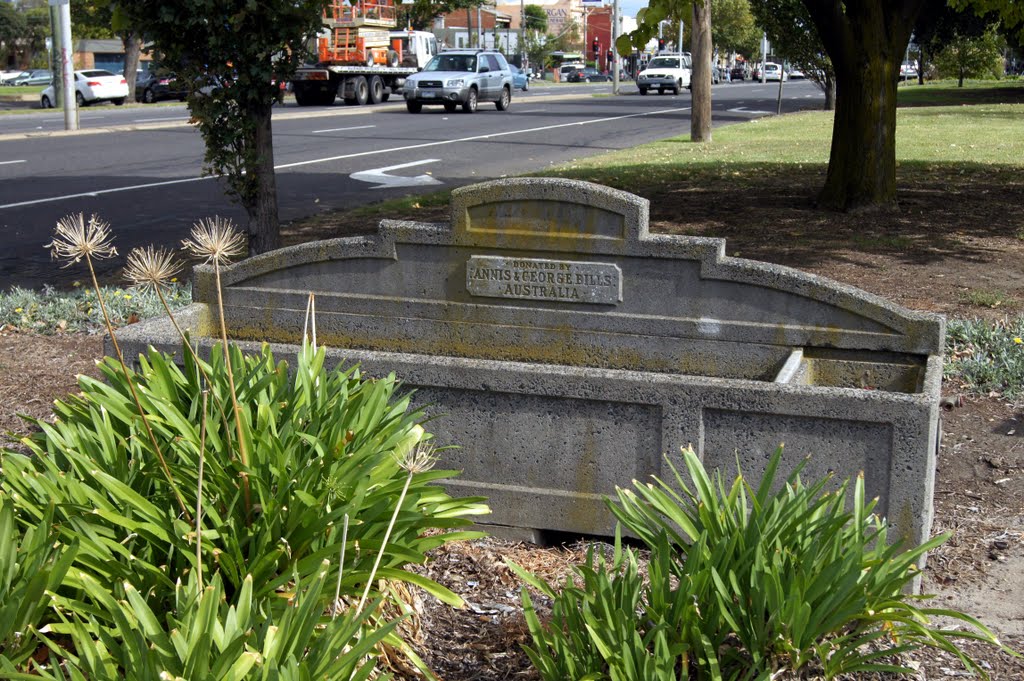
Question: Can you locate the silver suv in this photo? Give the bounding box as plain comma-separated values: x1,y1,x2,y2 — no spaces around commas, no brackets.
403,49,513,113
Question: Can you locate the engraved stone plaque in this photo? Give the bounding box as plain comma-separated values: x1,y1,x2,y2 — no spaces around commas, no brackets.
466,255,622,305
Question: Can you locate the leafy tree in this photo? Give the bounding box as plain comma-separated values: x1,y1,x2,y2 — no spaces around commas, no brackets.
934,25,1005,84
399,0,486,32
16,6,50,68
797,0,928,211
748,0,836,109
524,4,549,35
952,0,1024,41
916,0,1003,84
113,1,330,255
711,0,761,58
0,3,27,66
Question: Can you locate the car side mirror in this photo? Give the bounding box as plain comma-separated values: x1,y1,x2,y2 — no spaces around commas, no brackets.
479,66,490,73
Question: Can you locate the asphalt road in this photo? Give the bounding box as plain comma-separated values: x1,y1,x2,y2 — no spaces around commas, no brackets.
0,80,823,289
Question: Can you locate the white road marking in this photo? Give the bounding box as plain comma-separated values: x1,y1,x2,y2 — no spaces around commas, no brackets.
728,107,774,115
0,105,691,210
0,160,27,166
0,175,211,209
133,116,187,122
312,124,377,134
351,159,442,189
276,106,691,170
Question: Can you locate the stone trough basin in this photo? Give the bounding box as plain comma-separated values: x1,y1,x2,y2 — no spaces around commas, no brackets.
117,178,944,550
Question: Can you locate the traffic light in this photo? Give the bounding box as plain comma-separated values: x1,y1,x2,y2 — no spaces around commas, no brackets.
592,38,600,60
657,38,666,53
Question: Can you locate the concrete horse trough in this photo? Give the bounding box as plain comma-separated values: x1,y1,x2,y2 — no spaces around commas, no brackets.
119,178,944,548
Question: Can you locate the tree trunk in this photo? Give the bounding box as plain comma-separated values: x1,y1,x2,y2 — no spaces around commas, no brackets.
246,103,280,254
803,0,926,211
823,72,836,110
818,54,900,211
121,31,142,100
690,0,712,143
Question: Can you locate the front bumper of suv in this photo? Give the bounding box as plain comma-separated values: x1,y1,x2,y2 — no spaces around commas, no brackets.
404,79,471,104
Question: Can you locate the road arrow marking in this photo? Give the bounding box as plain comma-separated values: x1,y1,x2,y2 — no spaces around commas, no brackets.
350,159,442,189
727,106,774,115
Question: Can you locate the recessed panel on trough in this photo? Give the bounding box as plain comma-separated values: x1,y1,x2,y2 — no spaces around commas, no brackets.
409,385,662,535
466,199,625,240
702,408,893,512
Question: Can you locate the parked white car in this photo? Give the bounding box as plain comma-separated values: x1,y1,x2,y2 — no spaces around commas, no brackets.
40,69,129,108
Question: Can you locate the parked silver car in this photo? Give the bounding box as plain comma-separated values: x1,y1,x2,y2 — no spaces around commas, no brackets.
403,49,513,113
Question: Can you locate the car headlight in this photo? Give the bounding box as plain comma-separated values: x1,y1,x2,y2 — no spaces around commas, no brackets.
445,78,465,88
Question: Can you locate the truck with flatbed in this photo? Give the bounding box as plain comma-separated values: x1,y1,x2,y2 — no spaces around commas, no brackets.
291,0,438,106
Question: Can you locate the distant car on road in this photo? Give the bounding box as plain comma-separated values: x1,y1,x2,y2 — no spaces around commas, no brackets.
135,70,187,103
730,64,749,81
900,61,919,79
403,49,513,113
509,64,529,91
636,53,691,95
10,69,51,86
787,67,805,79
0,70,25,85
565,66,611,83
40,69,128,108
763,62,787,82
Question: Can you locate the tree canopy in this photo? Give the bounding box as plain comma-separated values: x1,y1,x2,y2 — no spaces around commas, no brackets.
524,4,549,35
113,0,330,254
399,0,487,32
748,0,836,108
711,0,761,58
952,0,1024,40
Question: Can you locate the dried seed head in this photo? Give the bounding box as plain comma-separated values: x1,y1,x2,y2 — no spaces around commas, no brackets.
124,246,183,292
181,216,246,265
46,213,117,267
396,442,437,475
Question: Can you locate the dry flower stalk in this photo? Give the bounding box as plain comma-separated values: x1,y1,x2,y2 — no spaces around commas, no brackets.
46,214,191,521
181,217,253,520
356,441,437,614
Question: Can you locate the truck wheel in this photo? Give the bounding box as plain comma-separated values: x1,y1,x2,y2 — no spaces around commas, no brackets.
387,49,399,67
406,101,422,113
294,85,313,106
495,85,510,111
353,76,369,105
368,75,384,104
462,87,478,113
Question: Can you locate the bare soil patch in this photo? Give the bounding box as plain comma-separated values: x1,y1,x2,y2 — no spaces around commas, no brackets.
4,166,1024,678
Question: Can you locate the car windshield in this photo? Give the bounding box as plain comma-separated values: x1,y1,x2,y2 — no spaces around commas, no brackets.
426,54,476,72
647,57,683,69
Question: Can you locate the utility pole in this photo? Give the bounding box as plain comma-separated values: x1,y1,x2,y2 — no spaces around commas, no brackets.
47,5,62,107
612,0,619,93
760,32,767,83
50,0,77,131
520,0,525,66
